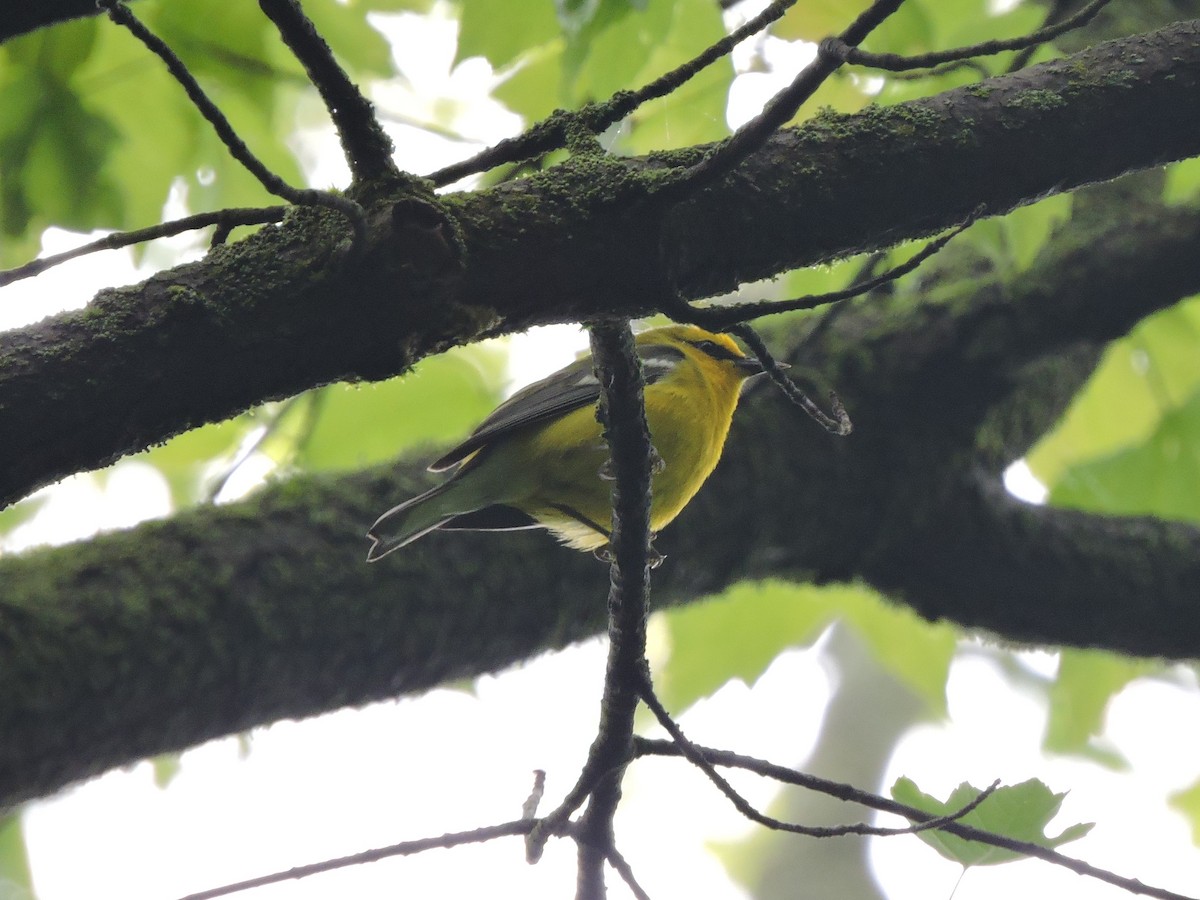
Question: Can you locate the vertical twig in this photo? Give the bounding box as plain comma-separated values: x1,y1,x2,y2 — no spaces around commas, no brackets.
99,0,365,241
523,322,656,895
257,0,397,182
654,0,907,202
572,319,656,899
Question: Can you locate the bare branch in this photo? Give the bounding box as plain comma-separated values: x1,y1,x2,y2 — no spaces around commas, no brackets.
890,58,992,81
176,819,536,900
730,324,852,435
652,0,907,203
637,674,971,839
0,207,285,289
429,0,801,187
606,846,653,900
98,0,365,242
525,320,656,900
828,0,1114,72
634,739,1199,900
666,210,980,328
257,0,397,182
522,769,548,819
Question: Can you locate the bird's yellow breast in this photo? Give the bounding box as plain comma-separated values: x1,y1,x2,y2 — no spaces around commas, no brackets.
494,351,745,550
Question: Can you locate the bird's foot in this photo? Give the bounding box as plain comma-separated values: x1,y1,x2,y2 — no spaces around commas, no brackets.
597,445,666,482
592,541,666,569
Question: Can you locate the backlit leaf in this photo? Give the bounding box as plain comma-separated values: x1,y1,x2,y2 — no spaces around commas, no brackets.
891,776,1094,867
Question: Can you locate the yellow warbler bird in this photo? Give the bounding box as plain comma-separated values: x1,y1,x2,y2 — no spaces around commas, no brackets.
366,324,764,561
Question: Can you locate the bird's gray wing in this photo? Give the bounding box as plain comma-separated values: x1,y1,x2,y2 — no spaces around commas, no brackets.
428,343,684,472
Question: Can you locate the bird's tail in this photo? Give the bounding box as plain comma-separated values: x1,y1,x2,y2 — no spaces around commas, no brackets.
366,480,463,562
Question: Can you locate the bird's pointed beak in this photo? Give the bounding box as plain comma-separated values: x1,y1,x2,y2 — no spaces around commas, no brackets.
736,355,785,376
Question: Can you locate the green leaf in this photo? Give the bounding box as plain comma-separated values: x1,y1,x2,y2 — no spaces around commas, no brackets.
859,2,934,57
658,581,837,711
923,0,1003,46
184,85,306,212
839,589,956,715
0,493,49,540
0,63,123,249
0,0,319,251
964,193,1072,276
1164,157,1200,205
22,81,124,230
1169,778,1200,846
294,347,505,472
782,252,867,298
936,1,1045,56
617,0,732,153
1047,386,1200,523
6,15,101,81
774,0,860,43
1044,649,1156,765
493,43,565,122
0,814,33,900
567,0,673,105
660,581,955,713
458,0,560,69
557,0,638,38
152,752,183,788
1003,193,1072,272
304,0,397,79
359,0,436,11
891,776,1094,867
1029,295,1200,487
85,31,201,228
138,417,258,508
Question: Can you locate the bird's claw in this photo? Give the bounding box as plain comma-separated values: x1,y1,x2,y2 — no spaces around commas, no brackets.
598,445,665,482
593,541,666,569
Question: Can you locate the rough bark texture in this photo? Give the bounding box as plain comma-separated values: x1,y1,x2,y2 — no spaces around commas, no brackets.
5,21,1200,509
5,8,1200,813
0,0,112,43
3,186,1200,809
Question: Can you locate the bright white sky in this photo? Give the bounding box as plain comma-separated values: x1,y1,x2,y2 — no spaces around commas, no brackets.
7,3,1200,899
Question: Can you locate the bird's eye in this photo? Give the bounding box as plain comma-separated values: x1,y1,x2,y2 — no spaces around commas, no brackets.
691,338,735,361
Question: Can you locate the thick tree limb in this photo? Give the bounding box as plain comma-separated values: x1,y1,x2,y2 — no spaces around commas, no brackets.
876,477,1200,655
2,192,1199,810
0,0,114,44
4,21,1200,509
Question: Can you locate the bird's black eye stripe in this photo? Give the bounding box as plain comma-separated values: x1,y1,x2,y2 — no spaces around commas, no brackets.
687,338,742,362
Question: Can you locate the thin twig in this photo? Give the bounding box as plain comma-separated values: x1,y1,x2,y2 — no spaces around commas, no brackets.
522,770,548,819
652,0,907,203
634,739,1199,900
731,324,852,435
0,207,285,289
429,0,801,187
257,0,396,182
525,320,655,878
175,819,536,900
606,845,653,900
667,210,981,329
637,671,986,839
1006,0,1077,74
99,0,366,243
890,58,992,81
574,320,658,900
828,0,1114,72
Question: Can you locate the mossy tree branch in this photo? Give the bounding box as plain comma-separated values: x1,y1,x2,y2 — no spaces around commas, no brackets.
2,188,1199,809
4,20,1200,511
